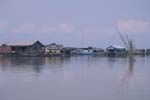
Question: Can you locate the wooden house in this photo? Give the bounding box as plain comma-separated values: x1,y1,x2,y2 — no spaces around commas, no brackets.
0,44,11,54
0,41,44,56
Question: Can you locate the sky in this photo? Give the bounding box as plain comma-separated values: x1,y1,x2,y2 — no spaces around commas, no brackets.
0,0,150,48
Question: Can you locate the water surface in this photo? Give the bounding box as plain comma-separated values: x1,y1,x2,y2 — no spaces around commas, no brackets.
0,56,150,100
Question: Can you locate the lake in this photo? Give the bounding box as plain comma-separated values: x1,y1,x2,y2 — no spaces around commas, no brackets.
0,56,150,100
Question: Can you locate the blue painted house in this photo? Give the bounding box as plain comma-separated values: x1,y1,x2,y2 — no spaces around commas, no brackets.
106,45,127,56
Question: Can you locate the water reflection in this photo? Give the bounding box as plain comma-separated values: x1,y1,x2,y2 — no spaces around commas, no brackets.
106,57,128,69
128,57,135,75
0,57,69,73
122,57,135,85
0,57,45,66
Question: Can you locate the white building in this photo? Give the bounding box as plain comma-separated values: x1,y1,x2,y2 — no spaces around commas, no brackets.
44,43,63,55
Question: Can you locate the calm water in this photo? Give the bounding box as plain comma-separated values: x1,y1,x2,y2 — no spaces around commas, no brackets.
0,56,150,100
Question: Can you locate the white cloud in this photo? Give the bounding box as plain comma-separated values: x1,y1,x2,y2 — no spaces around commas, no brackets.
58,23,75,33
117,19,150,33
1,23,75,34
0,21,114,35
82,28,115,34
12,23,37,33
1,19,149,35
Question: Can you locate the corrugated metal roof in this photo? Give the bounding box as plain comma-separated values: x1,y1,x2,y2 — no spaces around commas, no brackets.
113,45,125,49
107,45,125,49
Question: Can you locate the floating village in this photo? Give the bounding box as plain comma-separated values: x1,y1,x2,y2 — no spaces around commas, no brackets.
0,40,150,57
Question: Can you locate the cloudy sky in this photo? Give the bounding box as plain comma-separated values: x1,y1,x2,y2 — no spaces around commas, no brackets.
0,0,149,48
